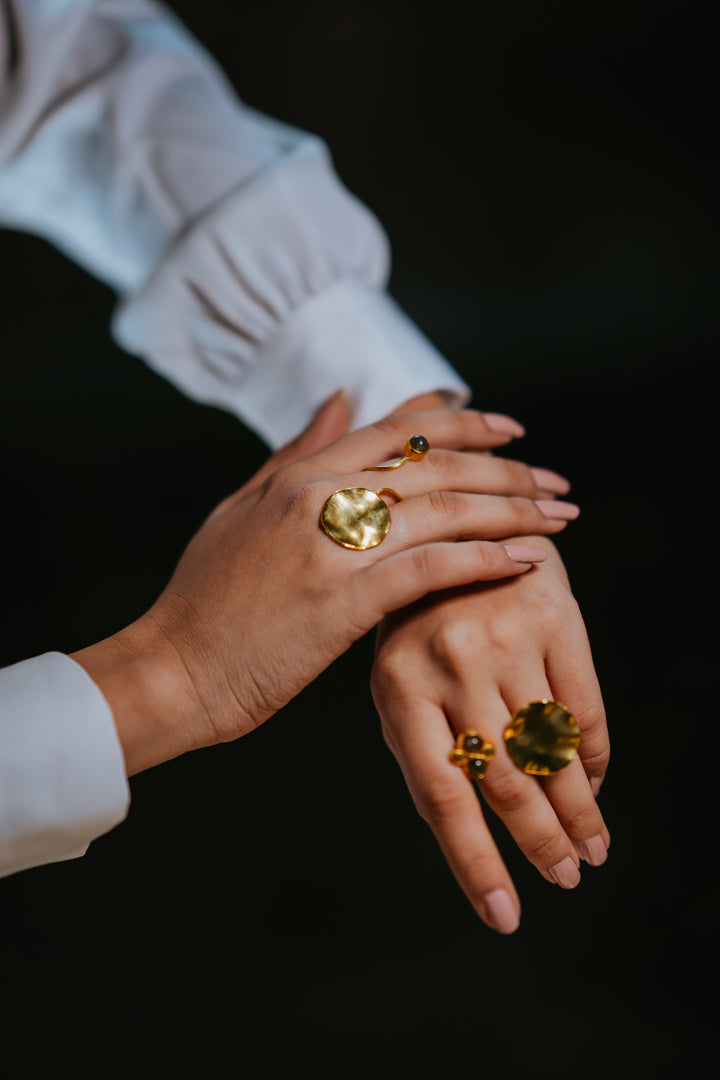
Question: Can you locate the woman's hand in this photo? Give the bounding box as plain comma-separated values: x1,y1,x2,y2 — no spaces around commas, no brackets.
72,407,576,776
371,535,610,935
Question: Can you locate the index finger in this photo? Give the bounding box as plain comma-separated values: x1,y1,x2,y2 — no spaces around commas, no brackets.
379,697,522,934
313,409,524,474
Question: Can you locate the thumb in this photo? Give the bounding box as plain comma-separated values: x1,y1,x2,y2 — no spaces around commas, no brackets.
272,388,353,468
213,391,353,512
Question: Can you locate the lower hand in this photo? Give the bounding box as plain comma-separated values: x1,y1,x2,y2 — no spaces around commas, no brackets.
372,535,610,934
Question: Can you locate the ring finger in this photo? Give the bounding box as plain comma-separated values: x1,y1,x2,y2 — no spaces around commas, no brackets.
448,678,583,889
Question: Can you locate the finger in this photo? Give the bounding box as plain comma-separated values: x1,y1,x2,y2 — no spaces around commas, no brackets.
384,491,579,550
543,623,611,800
378,697,521,933
529,466,572,497
499,678,609,874
450,684,585,889
356,541,547,619
313,409,525,473
343,449,567,501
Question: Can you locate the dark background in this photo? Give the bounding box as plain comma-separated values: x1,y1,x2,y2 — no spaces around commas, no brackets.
1,1,717,1076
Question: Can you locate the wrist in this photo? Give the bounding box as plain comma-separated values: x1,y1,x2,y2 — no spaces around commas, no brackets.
70,615,202,777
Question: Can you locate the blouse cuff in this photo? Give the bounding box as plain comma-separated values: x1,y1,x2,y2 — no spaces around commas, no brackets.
112,139,471,448
0,653,130,877
224,282,471,448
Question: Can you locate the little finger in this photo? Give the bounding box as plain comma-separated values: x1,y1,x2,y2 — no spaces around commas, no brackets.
355,541,548,622
500,682,609,872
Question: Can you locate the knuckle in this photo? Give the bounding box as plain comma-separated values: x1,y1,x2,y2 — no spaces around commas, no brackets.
416,773,468,826
371,641,415,696
561,802,601,839
428,618,474,667
429,449,459,486
581,744,611,778
373,413,405,442
575,699,607,739
409,544,435,581
522,831,568,868
486,767,530,813
428,488,460,520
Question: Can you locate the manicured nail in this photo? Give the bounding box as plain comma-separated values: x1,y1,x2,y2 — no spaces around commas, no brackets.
483,413,526,437
504,544,549,563
548,856,582,889
576,835,608,866
482,889,520,934
530,467,571,495
535,499,581,520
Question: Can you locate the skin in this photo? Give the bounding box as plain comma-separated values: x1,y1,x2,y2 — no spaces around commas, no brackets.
72,391,610,936
72,399,574,777
375,392,611,934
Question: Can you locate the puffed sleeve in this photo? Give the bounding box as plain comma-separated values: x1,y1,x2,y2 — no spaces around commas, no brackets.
0,0,470,448
0,653,130,878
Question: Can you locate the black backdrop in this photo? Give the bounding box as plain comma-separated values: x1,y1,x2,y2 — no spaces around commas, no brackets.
1,2,717,1076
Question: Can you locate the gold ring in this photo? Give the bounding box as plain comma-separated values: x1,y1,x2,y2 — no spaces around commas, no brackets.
363,434,429,472
449,730,495,781
503,700,580,775
320,436,429,550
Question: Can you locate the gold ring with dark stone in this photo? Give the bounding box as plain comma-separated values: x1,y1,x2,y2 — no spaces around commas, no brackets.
363,434,430,471
320,436,429,550
449,730,495,781
503,700,580,776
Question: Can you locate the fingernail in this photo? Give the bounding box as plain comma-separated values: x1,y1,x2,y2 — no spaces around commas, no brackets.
483,413,526,437
590,776,602,798
535,499,581,520
548,856,582,889
504,544,549,563
529,467,571,494
576,835,608,866
482,889,520,934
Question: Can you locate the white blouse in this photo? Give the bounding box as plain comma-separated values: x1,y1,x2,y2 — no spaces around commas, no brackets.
0,0,470,877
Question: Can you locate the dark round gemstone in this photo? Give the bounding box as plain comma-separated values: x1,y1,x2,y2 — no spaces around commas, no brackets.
409,434,429,455
467,759,487,780
463,734,483,752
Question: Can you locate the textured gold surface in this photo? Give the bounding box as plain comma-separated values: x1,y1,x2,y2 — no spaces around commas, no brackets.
320,487,392,550
503,700,580,775
449,729,495,781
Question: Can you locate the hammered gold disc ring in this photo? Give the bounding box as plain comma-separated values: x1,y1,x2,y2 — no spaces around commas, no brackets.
503,700,580,776
320,435,429,550
449,730,496,781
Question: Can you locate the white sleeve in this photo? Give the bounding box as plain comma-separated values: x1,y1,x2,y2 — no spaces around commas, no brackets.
0,653,130,877
0,0,470,448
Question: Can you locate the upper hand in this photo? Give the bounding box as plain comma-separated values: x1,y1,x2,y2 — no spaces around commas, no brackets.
75,406,574,774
